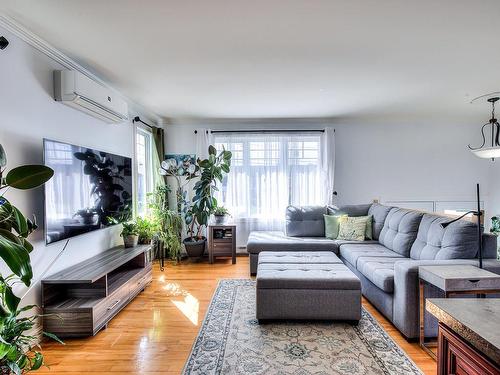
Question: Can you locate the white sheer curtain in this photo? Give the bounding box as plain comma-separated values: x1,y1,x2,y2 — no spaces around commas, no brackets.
214,131,331,246
195,128,213,160
321,127,336,204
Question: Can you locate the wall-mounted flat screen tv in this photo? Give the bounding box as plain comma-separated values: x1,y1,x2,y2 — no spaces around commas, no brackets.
44,139,133,244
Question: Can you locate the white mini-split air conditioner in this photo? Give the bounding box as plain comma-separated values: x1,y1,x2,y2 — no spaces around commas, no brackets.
54,70,129,124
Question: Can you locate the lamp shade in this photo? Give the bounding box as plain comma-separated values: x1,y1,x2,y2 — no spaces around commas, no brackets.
471,146,500,159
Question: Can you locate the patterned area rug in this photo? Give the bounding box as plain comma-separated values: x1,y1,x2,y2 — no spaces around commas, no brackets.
183,279,423,375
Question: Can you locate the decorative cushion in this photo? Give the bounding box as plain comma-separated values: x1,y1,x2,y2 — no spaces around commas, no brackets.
378,208,423,257
357,215,373,240
337,217,367,241
324,214,347,239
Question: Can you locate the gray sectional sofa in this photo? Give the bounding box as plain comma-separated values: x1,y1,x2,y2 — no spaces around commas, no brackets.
247,203,500,339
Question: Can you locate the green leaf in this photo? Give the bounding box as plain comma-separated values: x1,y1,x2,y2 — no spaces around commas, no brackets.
208,145,216,155
198,159,209,168
10,205,29,237
4,283,20,313
16,304,37,314
0,235,33,286
43,331,64,345
19,238,33,253
0,144,6,168
0,342,14,360
5,165,54,190
31,352,44,370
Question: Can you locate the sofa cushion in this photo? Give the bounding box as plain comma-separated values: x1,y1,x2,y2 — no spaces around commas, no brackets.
410,214,479,260
356,257,402,293
340,243,404,268
378,208,423,257
286,206,326,237
368,203,393,240
246,231,340,254
329,203,372,217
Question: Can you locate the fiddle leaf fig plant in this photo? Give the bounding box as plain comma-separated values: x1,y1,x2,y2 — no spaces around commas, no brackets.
0,143,63,374
184,146,232,240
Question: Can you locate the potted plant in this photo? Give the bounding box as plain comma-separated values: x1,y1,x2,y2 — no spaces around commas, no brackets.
213,206,230,224
136,216,157,245
183,146,232,258
148,186,183,262
121,220,139,248
0,143,63,373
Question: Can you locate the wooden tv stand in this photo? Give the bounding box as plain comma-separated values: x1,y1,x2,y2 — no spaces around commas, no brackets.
42,244,152,337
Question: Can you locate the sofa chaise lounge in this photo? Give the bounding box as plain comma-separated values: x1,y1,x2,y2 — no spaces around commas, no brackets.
247,203,500,339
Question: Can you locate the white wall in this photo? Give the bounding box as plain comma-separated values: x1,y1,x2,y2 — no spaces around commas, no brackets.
0,25,156,309
165,117,497,227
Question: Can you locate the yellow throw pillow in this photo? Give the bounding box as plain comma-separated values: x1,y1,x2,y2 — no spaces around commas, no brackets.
337,216,367,241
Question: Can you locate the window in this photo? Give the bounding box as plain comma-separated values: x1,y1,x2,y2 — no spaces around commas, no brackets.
135,126,154,217
214,132,325,232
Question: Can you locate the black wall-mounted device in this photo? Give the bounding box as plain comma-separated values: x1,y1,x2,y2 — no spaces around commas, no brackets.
0,36,9,50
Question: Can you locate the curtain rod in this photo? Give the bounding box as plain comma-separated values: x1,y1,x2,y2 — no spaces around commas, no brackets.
133,116,153,128
194,129,329,134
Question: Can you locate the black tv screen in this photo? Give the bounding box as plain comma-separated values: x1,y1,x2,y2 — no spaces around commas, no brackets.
44,139,133,244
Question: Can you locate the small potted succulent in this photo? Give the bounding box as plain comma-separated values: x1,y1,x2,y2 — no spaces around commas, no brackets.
213,206,230,224
74,208,98,225
121,220,139,248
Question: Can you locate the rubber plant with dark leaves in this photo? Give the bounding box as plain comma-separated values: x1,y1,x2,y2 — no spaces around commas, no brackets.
184,146,232,257
0,144,63,374
74,149,132,226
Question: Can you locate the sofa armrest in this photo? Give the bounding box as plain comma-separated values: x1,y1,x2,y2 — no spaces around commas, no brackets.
392,259,479,339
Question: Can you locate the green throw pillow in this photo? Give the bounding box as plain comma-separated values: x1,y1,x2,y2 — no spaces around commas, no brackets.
358,215,373,240
324,214,347,239
337,216,368,241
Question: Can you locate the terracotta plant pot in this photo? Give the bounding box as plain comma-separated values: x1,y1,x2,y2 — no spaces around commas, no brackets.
183,237,206,258
123,235,139,248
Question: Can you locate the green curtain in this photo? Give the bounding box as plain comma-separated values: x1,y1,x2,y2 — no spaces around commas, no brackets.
151,126,166,187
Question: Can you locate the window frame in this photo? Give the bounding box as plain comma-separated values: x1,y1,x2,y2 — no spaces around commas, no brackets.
214,132,323,215
134,123,154,217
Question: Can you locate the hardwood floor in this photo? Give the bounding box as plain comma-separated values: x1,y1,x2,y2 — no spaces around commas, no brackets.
36,257,437,374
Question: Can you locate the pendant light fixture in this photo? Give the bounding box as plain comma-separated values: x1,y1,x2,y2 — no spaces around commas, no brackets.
469,93,500,160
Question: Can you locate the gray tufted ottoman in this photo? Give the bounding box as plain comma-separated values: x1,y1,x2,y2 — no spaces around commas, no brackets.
256,255,361,322
257,251,343,266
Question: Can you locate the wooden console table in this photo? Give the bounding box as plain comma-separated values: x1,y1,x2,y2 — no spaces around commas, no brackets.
42,244,152,337
427,298,500,375
208,222,236,264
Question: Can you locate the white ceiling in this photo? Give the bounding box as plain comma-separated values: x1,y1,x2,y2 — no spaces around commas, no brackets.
1,0,500,121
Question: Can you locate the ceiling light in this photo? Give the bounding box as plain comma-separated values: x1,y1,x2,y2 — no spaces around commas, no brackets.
469,94,500,160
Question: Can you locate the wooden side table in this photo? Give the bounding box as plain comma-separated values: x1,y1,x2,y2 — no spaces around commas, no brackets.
208,223,236,264
418,265,500,360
